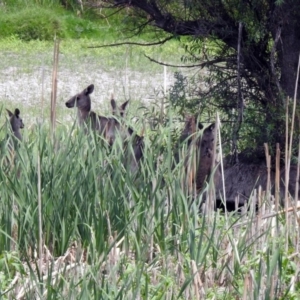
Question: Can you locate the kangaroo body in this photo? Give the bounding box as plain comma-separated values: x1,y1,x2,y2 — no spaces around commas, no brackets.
2,108,24,174
6,108,24,150
215,158,300,211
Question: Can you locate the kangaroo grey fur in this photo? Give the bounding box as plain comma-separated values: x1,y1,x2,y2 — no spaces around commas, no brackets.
180,116,220,194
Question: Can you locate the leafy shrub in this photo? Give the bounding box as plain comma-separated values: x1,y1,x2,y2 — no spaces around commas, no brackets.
0,8,66,41
169,71,202,117
0,3,102,41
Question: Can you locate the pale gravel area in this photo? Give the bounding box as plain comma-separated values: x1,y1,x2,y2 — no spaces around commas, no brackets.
0,49,189,125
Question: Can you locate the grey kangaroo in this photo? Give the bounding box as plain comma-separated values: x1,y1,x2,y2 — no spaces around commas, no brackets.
3,108,24,171
180,116,219,194
110,93,144,170
215,156,300,211
65,84,130,145
65,84,144,168
6,108,24,148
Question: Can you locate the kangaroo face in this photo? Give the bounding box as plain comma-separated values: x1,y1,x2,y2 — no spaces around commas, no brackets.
66,84,94,111
7,108,24,131
6,108,24,140
200,123,215,158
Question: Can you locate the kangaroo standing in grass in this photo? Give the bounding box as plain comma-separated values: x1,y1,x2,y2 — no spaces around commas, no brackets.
110,93,144,170
2,108,24,171
66,84,144,168
65,84,131,145
6,108,24,148
180,116,219,194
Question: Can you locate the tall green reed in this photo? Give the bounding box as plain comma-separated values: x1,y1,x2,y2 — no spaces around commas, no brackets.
0,115,298,298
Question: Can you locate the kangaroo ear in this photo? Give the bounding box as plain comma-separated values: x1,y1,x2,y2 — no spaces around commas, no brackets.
6,109,13,117
120,100,129,111
14,108,20,117
111,98,117,110
85,84,94,95
198,122,204,130
207,123,215,131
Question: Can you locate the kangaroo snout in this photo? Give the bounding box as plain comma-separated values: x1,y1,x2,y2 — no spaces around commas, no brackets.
65,101,74,108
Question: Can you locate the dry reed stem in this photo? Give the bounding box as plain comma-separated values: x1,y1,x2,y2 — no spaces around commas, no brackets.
187,116,196,196
264,143,271,198
50,39,59,138
190,260,204,300
149,177,156,262
37,152,43,275
285,96,290,253
295,140,300,252
232,203,300,229
217,119,227,216
41,64,45,120
296,138,300,204
275,143,280,212
208,113,219,216
242,274,252,300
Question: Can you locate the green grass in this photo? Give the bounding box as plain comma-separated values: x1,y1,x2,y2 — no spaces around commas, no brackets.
0,110,299,298
0,0,111,41
0,0,171,43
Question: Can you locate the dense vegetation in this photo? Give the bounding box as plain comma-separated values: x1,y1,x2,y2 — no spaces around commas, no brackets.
1,117,299,299
0,0,300,299
0,0,116,41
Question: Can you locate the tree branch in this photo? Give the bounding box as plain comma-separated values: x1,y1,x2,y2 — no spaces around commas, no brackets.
87,36,174,48
144,54,228,68
100,0,238,48
270,24,282,99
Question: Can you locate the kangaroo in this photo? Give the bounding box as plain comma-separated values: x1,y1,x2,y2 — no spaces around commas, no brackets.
180,116,219,194
65,84,130,145
215,157,300,211
2,108,24,172
6,108,24,147
110,94,144,171
66,84,144,169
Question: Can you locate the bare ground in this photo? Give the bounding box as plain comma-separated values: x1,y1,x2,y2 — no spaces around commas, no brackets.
0,48,183,125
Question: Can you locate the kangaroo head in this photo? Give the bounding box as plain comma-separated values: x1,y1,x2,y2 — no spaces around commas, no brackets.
200,123,215,157
181,115,204,143
7,108,25,130
110,94,129,118
66,84,94,111
6,108,24,140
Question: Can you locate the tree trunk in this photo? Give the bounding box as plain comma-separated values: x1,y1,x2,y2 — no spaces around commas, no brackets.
275,1,300,99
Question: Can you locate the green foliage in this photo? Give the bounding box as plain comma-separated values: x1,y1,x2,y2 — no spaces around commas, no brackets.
169,71,205,117
0,1,105,41
1,8,66,41
0,251,24,292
